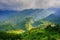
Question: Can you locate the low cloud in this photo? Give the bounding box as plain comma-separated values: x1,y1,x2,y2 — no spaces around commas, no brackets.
0,0,60,10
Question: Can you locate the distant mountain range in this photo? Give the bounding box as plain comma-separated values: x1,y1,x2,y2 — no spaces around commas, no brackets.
0,8,60,31
0,8,60,23
0,9,52,24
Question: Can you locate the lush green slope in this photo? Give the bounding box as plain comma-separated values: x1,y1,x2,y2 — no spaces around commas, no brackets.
0,24,60,40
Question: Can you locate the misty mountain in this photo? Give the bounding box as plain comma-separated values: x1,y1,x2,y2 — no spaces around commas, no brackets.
0,8,60,31
0,8,60,24
42,14,60,24
48,8,60,17
0,9,52,24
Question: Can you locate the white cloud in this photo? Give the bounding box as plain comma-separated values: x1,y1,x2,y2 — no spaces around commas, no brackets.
0,0,60,10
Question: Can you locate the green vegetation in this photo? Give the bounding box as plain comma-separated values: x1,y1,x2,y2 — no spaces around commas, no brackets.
0,17,60,40
0,24,60,40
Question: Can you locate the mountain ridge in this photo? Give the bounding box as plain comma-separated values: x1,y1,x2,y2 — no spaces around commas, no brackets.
42,14,60,24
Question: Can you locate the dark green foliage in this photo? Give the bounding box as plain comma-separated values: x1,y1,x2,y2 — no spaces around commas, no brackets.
53,24,60,33
0,31,24,40
45,24,60,34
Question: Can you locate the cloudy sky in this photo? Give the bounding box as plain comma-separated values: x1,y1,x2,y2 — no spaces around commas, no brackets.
0,0,60,10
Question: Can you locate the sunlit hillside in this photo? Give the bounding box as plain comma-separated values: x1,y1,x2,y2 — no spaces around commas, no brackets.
0,17,60,40
7,30,25,34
